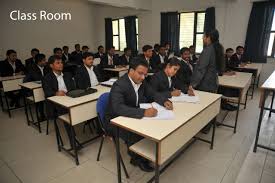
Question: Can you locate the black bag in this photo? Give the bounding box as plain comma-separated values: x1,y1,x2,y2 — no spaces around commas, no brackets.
67,88,98,98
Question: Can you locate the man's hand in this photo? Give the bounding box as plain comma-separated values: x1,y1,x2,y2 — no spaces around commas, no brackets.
171,89,181,97
188,86,195,96
144,107,158,117
164,100,173,110
56,91,66,96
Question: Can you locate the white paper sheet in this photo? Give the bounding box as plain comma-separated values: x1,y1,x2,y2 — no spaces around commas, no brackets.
171,93,200,103
140,102,175,120
100,78,118,86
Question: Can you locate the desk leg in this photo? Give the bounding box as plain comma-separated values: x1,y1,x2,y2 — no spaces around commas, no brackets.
253,90,267,153
23,94,30,125
268,91,274,118
155,142,160,183
244,90,249,110
234,92,241,133
257,74,261,88
0,92,3,112
211,118,216,150
115,126,122,183
53,119,61,152
35,104,41,133
4,94,11,118
251,76,256,99
70,123,79,165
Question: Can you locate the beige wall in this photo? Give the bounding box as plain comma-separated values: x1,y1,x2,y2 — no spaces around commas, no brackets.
0,0,96,62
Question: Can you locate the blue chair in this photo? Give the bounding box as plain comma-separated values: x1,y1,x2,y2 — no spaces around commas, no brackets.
96,92,129,178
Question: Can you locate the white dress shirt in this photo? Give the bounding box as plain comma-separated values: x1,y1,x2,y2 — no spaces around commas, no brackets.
167,76,172,88
159,54,165,64
85,65,99,87
128,75,141,107
108,54,113,65
182,59,193,72
9,61,16,73
37,65,44,76
53,72,67,93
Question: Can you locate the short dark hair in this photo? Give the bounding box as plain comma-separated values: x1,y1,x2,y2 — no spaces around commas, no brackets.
180,47,190,55
107,46,115,51
75,44,80,48
82,45,89,50
189,45,194,49
159,44,166,49
142,45,153,52
129,57,149,70
6,49,16,56
53,47,62,54
236,46,244,50
226,48,234,52
82,52,94,59
167,57,181,67
63,46,68,50
98,45,104,50
154,44,160,51
124,47,131,53
31,48,39,53
35,54,46,64
48,55,62,65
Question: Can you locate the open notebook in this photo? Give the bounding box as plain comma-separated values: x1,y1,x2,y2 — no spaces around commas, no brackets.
140,102,175,120
100,78,117,86
171,93,200,103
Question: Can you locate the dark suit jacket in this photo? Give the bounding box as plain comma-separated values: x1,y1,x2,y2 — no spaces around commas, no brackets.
62,53,71,62
150,70,176,98
24,64,50,82
190,54,198,68
0,59,25,77
105,74,168,123
94,52,105,60
138,54,154,72
42,71,76,98
151,54,168,72
25,57,35,69
119,54,132,65
230,53,245,68
74,65,103,89
100,54,120,68
175,60,193,93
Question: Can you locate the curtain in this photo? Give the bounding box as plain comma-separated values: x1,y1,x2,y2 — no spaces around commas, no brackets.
125,16,138,56
244,1,274,63
204,7,216,32
105,18,113,49
160,11,179,53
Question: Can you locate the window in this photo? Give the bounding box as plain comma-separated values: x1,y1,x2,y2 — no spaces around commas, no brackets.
179,11,205,53
267,10,275,57
112,18,139,51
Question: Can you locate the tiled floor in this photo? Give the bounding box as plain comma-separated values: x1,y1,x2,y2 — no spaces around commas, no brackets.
0,89,274,183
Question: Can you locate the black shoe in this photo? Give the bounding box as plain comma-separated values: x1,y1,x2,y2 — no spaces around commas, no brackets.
130,157,139,166
228,104,238,111
9,100,15,108
221,103,232,111
138,160,154,172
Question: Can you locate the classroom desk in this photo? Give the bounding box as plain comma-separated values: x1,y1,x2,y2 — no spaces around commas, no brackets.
111,91,221,183
104,66,128,77
218,72,252,133
47,85,111,165
253,70,275,153
235,63,263,98
19,82,46,133
0,75,25,117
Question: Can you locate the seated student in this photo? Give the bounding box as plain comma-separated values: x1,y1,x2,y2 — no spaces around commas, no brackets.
42,55,77,147
75,52,103,89
152,43,160,57
189,45,198,67
175,47,193,93
71,44,82,56
224,48,234,71
48,48,63,63
100,46,119,68
151,44,168,71
164,42,172,57
150,57,181,98
25,48,39,69
138,45,154,72
24,53,49,82
1,49,26,107
230,46,246,68
119,47,132,66
105,57,173,172
62,46,71,63
94,45,105,59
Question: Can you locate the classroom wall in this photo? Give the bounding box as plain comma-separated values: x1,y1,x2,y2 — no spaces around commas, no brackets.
0,0,96,62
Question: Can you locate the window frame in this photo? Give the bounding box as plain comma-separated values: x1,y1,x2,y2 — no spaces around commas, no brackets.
178,10,206,54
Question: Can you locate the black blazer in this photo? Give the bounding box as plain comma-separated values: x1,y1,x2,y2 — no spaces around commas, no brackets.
100,54,120,68
62,53,71,62
24,64,50,82
119,54,132,65
0,59,25,77
42,71,76,98
105,74,168,123
150,70,176,98
94,52,105,60
138,54,154,72
230,53,245,68
151,54,168,72
74,65,103,89
25,57,35,69
175,60,193,93
190,54,198,68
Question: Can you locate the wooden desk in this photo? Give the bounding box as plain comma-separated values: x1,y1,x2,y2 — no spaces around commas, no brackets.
111,91,221,183
47,85,111,165
235,63,263,98
0,75,25,117
104,67,128,77
254,70,275,153
19,82,46,133
218,72,252,133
